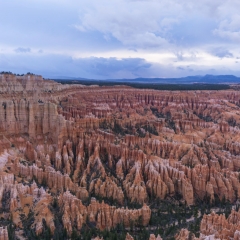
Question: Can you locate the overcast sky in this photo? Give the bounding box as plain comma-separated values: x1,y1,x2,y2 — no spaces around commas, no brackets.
0,0,240,79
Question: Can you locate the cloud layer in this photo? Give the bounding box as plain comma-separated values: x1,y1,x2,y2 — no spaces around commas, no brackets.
0,0,240,78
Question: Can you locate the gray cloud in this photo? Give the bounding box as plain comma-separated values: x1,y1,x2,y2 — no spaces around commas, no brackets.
0,53,153,79
14,47,31,53
211,48,233,58
72,57,152,78
175,52,184,61
1,52,240,79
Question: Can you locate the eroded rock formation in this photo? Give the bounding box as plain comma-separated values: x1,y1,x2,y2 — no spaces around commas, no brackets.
1,73,240,238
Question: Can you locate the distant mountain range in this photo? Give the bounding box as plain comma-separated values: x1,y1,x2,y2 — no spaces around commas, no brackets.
54,75,240,84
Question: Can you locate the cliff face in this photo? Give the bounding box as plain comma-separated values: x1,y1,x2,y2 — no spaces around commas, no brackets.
1,73,240,238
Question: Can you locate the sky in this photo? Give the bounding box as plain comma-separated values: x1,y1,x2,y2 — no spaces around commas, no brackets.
0,0,240,79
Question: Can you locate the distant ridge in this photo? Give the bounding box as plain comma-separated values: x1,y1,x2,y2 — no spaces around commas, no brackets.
53,74,240,84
